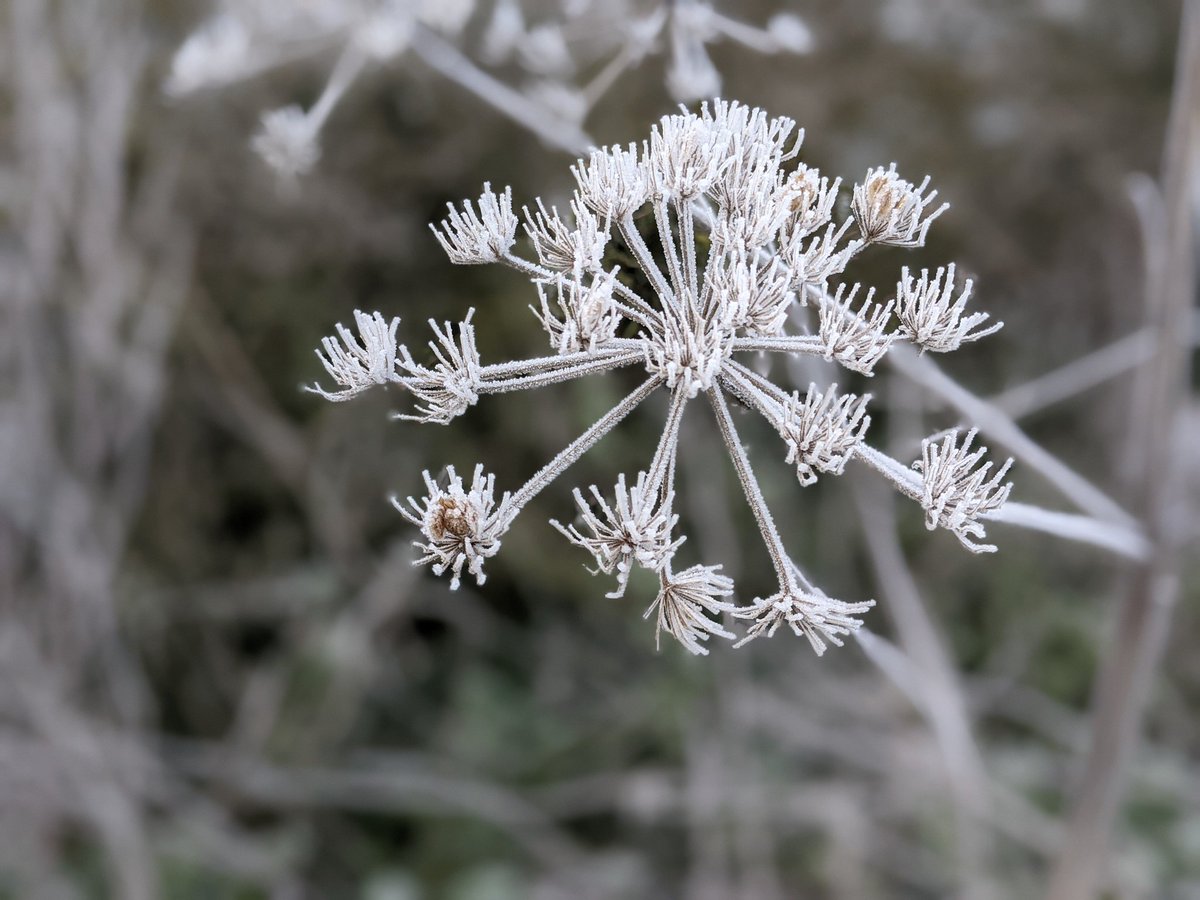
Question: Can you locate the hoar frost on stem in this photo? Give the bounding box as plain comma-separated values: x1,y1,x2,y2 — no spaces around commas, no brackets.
309,100,1013,656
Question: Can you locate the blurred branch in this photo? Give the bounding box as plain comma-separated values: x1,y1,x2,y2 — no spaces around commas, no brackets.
988,328,1156,419
1047,3,1200,897
411,27,592,156
886,344,1137,528
987,314,1200,421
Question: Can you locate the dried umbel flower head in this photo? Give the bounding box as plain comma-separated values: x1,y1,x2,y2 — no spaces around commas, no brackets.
895,264,1003,352
252,105,320,179
915,429,1014,552
552,472,684,599
852,164,948,247
646,565,737,656
393,464,505,589
430,183,519,265
774,384,872,486
310,100,1012,656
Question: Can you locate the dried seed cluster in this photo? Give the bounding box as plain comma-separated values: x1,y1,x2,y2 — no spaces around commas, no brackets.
310,100,1012,656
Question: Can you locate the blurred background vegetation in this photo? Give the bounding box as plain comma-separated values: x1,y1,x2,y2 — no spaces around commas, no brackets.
1,0,1197,897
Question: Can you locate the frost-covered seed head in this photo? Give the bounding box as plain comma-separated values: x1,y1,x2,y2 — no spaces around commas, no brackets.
895,264,1003,352
700,99,800,168
308,310,400,401
734,587,876,656
645,565,736,655
252,106,320,179
517,22,574,75
778,385,871,485
571,144,648,219
781,164,841,238
817,283,896,375
705,253,792,338
552,473,684,599
165,14,253,95
914,428,1014,552
643,305,732,399
395,314,482,424
781,220,860,292
852,164,948,247
666,18,722,103
431,183,519,265
644,111,727,200
533,271,622,355
354,5,415,59
396,464,505,590
766,13,815,53
309,101,1007,656
522,198,609,273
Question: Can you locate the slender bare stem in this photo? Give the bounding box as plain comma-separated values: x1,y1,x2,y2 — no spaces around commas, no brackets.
708,385,793,589
505,376,662,516
647,385,690,502
410,28,592,155
307,43,367,131
478,350,642,394
731,335,826,355
478,347,637,381
654,200,687,299
620,213,676,307
677,198,700,297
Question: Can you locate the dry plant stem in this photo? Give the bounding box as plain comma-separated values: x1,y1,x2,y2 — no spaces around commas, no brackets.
987,328,1156,419
985,502,1148,559
718,362,784,420
1046,4,1199,897
620,212,676,304
410,27,592,156
655,200,687,293
707,386,792,589
501,251,658,325
648,386,690,501
307,42,367,132
479,345,637,380
581,37,646,110
677,198,700,294
732,335,825,354
477,349,642,393
505,375,661,515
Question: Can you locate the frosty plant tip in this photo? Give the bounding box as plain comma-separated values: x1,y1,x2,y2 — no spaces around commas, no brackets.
308,100,1013,656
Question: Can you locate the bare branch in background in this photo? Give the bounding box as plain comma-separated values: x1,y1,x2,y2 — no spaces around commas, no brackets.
1047,2,1200,896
